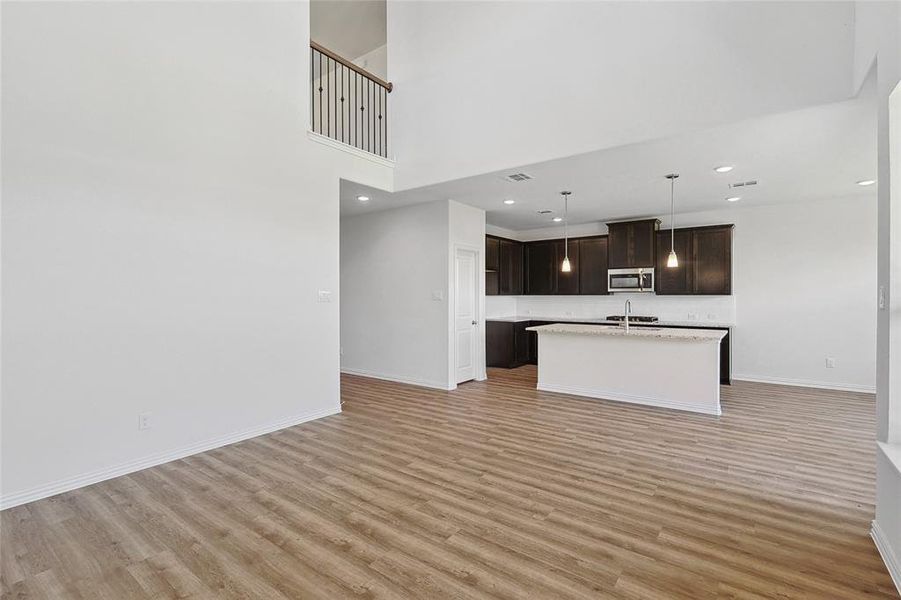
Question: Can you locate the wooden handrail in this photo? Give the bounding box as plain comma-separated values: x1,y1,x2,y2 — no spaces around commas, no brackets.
310,40,393,92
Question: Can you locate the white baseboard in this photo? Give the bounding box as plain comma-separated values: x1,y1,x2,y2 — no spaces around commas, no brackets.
732,374,876,394
341,367,453,390
537,382,722,416
872,520,901,595
0,405,341,511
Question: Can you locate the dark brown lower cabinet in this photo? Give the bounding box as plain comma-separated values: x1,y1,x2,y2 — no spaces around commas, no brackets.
488,320,731,384
486,321,532,368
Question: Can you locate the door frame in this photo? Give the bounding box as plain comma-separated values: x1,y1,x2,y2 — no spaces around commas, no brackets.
450,244,486,388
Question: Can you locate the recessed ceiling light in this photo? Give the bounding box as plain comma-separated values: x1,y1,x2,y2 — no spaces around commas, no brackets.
357,195,370,202
857,179,876,186
503,199,515,205
552,217,563,222
714,166,734,173
726,196,741,202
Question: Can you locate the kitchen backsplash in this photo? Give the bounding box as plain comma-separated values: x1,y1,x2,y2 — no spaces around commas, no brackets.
486,295,736,324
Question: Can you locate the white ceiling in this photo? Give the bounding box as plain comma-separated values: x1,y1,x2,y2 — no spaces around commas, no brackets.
341,74,876,230
310,0,385,61
387,1,857,191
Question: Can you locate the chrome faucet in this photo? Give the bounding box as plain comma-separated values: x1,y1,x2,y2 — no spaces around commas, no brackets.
624,299,632,333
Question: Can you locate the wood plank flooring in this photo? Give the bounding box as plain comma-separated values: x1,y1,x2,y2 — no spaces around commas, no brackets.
2,366,897,599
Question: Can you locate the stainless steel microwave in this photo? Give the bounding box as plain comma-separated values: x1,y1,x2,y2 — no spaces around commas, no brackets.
608,268,654,293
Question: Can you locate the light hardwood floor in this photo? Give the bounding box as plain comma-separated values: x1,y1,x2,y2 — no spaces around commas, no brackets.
1,366,897,599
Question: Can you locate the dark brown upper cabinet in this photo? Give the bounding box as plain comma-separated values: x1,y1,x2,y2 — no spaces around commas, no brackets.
498,238,523,295
486,235,522,296
525,240,557,295
655,225,733,295
693,225,732,295
486,236,500,272
578,236,608,295
554,239,580,295
606,219,659,269
655,229,693,295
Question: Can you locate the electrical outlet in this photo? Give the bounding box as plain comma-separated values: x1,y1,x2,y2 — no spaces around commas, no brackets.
687,313,698,321
431,290,444,301
138,412,152,431
564,311,573,316
825,357,836,369
879,286,886,309
707,313,717,320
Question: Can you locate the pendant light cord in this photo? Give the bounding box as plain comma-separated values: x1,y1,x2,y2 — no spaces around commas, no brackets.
670,176,675,253
564,193,569,259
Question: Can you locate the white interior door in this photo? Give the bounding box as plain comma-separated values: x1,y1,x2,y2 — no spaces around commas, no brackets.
455,248,478,384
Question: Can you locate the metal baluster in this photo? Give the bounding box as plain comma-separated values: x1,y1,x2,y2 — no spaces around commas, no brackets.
327,57,331,138
319,52,322,133
378,86,383,157
384,86,388,157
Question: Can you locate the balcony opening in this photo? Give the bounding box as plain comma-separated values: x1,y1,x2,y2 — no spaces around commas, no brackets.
310,0,390,158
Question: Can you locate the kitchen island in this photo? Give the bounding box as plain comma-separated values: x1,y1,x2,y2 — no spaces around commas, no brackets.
527,323,727,415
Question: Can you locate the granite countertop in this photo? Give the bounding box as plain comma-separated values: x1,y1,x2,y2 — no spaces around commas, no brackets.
487,316,734,328
526,322,729,342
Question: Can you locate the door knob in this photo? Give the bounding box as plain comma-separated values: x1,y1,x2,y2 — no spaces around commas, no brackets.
471,320,478,325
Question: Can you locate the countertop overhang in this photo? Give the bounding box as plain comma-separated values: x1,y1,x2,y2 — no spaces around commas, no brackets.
526,323,728,342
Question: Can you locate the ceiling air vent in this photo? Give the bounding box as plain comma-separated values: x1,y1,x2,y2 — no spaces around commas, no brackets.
504,172,533,183
729,180,758,189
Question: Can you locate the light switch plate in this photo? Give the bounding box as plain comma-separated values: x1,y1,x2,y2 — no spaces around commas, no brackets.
318,290,332,303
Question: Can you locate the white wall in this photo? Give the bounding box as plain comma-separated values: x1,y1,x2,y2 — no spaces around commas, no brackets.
388,1,855,190
340,199,487,390
1,2,393,508
854,0,900,590
354,44,388,82
487,195,878,392
341,200,451,389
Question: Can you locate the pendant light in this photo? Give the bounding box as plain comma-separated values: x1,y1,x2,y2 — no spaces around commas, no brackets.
665,174,679,268
560,191,572,272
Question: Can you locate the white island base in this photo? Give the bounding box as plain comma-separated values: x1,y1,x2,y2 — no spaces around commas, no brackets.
527,323,728,415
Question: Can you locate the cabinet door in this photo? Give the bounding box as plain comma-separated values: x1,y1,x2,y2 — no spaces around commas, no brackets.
527,321,551,364
525,241,557,295
608,220,657,268
607,224,630,269
656,229,692,295
631,220,657,268
579,237,608,295
485,236,500,272
693,226,732,294
555,239,580,295
513,322,531,365
486,321,513,367
499,239,523,295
